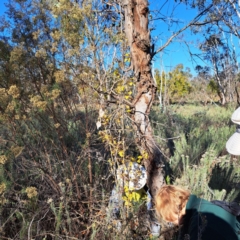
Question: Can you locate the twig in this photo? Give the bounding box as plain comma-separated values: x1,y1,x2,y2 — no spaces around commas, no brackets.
154,4,214,56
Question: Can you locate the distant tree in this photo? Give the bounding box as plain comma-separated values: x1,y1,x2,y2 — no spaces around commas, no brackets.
154,69,166,108
182,0,240,105
207,79,219,95
199,35,238,105
192,65,218,104
168,64,192,103
155,64,192,104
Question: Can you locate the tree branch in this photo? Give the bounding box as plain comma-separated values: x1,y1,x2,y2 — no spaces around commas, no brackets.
153,4,214,56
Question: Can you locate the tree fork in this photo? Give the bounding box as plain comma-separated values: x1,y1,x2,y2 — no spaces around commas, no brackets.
123,0,167,198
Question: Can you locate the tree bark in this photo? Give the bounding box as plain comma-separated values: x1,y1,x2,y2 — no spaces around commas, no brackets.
122,0,166,198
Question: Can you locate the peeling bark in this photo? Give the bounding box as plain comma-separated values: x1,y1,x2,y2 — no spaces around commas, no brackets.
123,0,166,198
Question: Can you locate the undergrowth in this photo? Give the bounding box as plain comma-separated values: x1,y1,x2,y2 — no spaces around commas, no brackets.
1,103,240,239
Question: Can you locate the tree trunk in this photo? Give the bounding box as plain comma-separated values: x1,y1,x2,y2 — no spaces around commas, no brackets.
122,0,166,198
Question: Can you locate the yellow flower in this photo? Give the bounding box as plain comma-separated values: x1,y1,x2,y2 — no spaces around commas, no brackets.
30,96,48,110
65,178,71,184
54,70,65,83
6,101,15,112
11,146,24,158
0,183,6,194
32,30,40,40
25,187,38,199
51,89,61,100
14,114,20,120
54,123,61,128
50,30,61,41
0,88,8,103
0,196,7,205
8,85,20,99
35,48,47,58
118,150,124,158
10,46,24,66
0,155,7,165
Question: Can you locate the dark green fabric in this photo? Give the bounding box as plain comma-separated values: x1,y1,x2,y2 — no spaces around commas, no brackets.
178,195,240,240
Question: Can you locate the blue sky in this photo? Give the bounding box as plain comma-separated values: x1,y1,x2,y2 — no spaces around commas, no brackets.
149,0,240,77
149,0,207,75
0,0,237,76
0,1,6,14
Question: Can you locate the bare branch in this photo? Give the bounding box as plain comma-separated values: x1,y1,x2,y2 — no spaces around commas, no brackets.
154,4,214,56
